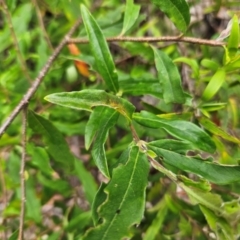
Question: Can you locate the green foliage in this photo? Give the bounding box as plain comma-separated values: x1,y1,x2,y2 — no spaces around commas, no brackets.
45,90,135,121
85,106,119,178
121,0,141,35
80,4,119,93
151,0,190,32
134,111,216,152
83,146,149,239
152,47,186,103
1,1,240,239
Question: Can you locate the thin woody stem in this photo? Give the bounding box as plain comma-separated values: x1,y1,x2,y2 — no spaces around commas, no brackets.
0,0,32,82
69,35,230,47
18,104,28,240
130,124,140,143
0,18,82,138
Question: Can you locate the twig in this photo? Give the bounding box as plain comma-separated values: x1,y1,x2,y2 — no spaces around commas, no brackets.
0,18,82,138
0,0,32,83
0,157,7,240
31,0,53,51
148,156,178,182
18,104,28,240
130,124,140,143
69,36,231,47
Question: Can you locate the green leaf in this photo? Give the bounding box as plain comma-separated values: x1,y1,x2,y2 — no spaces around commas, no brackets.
44,90,135,121
9,230,19,240
200,206,235,240
149,145,240,185
74,158,98,204
152,47,185,104
80,4,119,93
200,102,227,112
83,146,150,240
134,111,216,153
221,199,240,220
181,185,223,213
202,68,226,101
27,145,54,176
28,111,74,170
65,211,92,232
227,14,239,59
85,106,119,149
174,57,199,79
119,78,163,98
177,175,211,191
86,106,119,178
201,59,219,71
25,177,42,223
37,172,71,196
148,139,195,154
157,112,193,121
143,198,168,240
199,117,240,144
92,183,108,226
151,0,190,32
121,0,141,35
225,55,240,71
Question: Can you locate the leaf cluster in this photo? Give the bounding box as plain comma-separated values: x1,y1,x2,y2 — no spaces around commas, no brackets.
1,0,240,240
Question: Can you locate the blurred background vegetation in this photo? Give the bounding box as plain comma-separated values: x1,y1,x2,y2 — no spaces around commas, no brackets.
0,0,240,239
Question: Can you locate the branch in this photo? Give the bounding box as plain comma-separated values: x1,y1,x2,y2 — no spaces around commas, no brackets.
18,104,28,240
0,0,32,82
69,35,230,47
0,18,82,138
0,156,7,240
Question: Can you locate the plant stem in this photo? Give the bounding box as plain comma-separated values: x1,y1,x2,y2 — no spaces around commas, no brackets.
0,0,32,83
18,104,28,240
68,35,232,47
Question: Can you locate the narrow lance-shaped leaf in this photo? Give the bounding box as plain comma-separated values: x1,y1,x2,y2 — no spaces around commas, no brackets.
148,145,240,185
177,175,211,192
44,89,135,121
119,78,163,98
85,106,118,149
74,159,98,204
121,0,141,35
200,206,235,240
174,57,199,79
180,185,223,214
28,110,75,170
92,183,108,226
83,146,150,240
151,0,190,32
86,106,120,178
152,47,185,104
81,4,119,93
148,153,223,212
227,14,240,59
143,198,168,240
202,68,226,101
199,116,240,144
148,139,195,154
134,111,216,153
9,230,19,240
